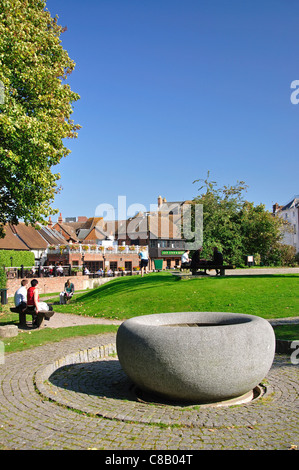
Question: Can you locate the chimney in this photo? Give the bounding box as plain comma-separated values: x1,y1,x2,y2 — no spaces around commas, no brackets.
48,216,53,228
272,203,280,214
158,195,162,207
58,213,63,223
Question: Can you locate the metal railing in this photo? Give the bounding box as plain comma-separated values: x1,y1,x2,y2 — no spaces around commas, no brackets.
4,265,144,279
4,265,73,279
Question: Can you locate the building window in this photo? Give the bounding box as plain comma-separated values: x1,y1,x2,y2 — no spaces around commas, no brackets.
110,261,118,271
86,261,101,273
125,261,132,271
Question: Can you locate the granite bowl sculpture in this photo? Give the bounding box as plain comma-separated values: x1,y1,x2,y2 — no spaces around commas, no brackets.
116,312,276,403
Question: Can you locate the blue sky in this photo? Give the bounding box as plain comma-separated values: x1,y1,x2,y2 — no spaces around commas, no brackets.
46,0,299,220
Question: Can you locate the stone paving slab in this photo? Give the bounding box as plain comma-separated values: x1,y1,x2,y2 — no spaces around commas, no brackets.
0,333,298,451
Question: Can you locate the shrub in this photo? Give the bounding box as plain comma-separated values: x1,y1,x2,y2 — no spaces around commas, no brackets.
278,244,297,266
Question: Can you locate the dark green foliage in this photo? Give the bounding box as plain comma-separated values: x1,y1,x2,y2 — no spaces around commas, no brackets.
192,173,288,266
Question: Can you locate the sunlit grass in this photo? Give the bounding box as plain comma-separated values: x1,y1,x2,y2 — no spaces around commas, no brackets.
1,272,298,353
54,272,299,321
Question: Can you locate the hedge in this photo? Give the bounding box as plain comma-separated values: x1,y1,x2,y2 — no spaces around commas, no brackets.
0,250,35,269
0,266,6,289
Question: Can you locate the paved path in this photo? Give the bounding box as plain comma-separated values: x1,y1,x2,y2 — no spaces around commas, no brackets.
1,268,298,451
0,332,298,451
226,267,299,275
44,312,122,329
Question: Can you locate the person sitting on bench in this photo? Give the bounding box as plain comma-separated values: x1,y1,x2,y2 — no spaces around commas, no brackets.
14,279,29,312
211,246,223,275
27,279,52,325
181,250,191,269
60,279,75,304
190,247,207,275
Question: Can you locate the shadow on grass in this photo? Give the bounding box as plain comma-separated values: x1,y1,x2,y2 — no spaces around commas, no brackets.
76,273,176,302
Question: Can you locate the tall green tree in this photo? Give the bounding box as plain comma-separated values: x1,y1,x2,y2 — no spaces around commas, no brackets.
238,201,285,264
192,173,285,265
0,0,80,237
192,173,248,264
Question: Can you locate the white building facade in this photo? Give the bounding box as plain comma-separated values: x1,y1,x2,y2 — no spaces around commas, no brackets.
273,196,299,254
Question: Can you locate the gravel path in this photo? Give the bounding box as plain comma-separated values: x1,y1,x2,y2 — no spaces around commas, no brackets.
44,312,122,329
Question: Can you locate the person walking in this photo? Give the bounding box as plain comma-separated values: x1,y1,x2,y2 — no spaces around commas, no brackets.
138,249,149,277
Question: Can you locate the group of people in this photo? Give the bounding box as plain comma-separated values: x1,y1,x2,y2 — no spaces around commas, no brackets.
181,246,223,275
14,278,75,314
138,247,223,276
46,263,64,277
14,279,52,325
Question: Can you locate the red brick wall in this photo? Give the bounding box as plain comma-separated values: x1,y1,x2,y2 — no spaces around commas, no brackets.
6,275,89,298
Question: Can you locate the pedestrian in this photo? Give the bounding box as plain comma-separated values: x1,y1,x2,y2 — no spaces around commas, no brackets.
138,249,149,276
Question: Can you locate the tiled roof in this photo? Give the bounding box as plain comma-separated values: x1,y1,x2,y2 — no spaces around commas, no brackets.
281,196,299,211
80,217,104,230
39,227,69,246
52,223,78,242
0,224,30,251
0,223,68,251
12,223,48,250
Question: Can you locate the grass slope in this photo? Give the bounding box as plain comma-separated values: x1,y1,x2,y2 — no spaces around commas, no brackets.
2,324,119,353
54,272,299,321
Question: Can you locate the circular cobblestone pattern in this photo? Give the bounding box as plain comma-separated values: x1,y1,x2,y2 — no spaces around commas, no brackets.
0,333,298,450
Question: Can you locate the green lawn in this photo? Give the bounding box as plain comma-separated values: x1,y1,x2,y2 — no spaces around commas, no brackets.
273,324,299,341
54,272,299,321
1,324,119,354
1,272,298,353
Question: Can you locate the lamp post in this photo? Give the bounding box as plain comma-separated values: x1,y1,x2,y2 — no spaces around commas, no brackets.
82,254,85,275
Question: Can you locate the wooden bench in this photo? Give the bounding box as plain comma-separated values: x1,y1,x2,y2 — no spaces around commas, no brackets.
192,264,235,276
174,264,236,279
10,307,55,329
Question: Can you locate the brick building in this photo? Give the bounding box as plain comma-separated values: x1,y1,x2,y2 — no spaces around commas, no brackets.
0,195,192,274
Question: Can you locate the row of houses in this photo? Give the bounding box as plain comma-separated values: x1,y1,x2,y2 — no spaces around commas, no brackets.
0,196,192,273
0,194,298,275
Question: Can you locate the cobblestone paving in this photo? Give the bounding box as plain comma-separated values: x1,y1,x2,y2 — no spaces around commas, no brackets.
0,333,298,450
